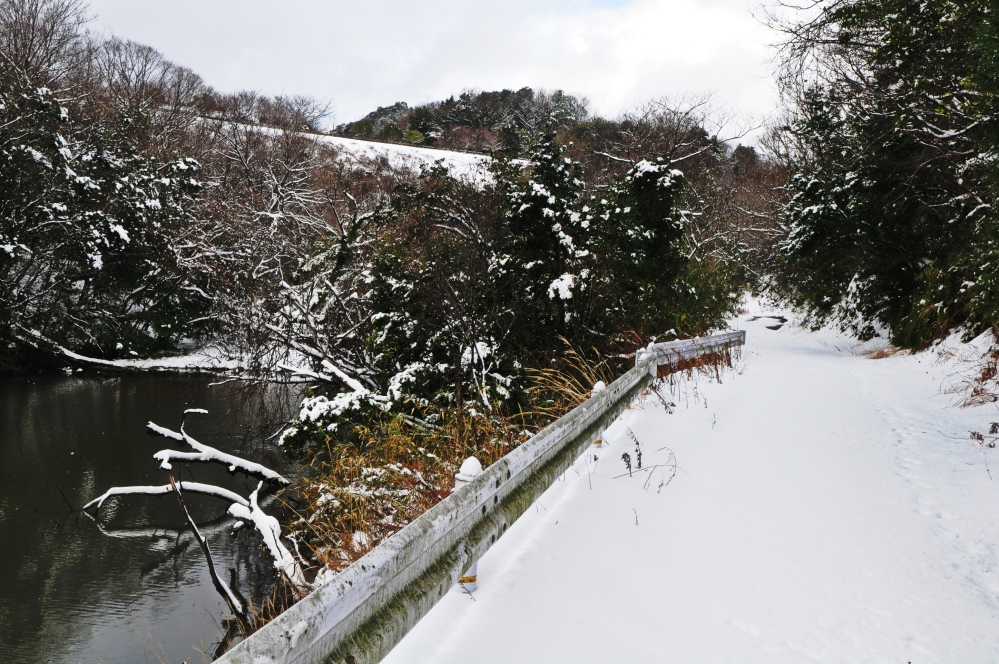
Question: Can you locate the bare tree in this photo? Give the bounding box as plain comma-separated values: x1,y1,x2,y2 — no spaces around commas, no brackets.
0,0,89,83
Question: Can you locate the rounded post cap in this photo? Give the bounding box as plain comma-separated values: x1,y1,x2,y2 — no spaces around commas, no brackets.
455,456,483,483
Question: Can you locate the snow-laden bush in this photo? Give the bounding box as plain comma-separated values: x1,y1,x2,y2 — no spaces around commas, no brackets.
0,66,207,367
277,126,739,453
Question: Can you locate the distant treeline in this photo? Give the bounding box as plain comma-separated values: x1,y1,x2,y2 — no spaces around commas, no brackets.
333,88,588,155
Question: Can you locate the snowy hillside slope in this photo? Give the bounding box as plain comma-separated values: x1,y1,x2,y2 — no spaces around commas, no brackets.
383,301,999,663
220,120,493,178
316,134,490,177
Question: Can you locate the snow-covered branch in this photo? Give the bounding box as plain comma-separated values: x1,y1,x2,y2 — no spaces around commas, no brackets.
84,481,249,510
228,482,308,589
147,412,289,485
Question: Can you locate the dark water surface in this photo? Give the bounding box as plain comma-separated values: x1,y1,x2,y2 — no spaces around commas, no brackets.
0,374,302,664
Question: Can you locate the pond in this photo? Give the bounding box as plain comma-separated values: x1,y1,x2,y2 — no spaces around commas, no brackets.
0,373,304,664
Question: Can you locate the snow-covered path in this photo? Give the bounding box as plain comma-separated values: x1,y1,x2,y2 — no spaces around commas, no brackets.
383,306,999,663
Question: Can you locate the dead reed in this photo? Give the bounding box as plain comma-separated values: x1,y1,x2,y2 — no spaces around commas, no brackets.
285,408,530,574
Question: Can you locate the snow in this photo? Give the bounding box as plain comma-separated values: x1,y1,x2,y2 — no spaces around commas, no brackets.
15,327,242,371
383,299,999,663
455,457,484,484
83,481,249,510
239,123,494,180
147,419,289,484
547,273,576,300
316,134,489,178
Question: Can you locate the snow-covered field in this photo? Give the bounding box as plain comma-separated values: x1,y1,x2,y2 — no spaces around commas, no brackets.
383,302,999,663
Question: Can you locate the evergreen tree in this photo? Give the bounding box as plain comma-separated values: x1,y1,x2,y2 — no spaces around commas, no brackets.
587,159,690,341
0,63,205,366
501,125,588,350
777,0,996,345
963,0,999,331
365,165,521,414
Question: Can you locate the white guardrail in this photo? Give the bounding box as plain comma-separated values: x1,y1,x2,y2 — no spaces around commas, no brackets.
218,329,746,664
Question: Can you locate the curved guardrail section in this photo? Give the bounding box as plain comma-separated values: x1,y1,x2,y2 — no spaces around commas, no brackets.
218,330,745,664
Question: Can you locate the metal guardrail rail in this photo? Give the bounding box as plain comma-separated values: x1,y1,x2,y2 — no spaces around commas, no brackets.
218,330,746,664
641,329,746,367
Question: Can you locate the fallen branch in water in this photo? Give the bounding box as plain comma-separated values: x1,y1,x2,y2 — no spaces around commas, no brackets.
85,408,311,618
229,482,309,589
83,481,249,510
147,409,289,485
169,475,247,619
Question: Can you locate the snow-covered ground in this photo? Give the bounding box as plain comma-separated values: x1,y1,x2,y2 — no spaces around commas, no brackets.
383,301,999,663
317,133,490,178
230,122,494,179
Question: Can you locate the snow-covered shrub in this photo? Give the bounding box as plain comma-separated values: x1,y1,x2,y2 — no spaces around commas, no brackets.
774,0,999,348
0,64,207,367
277,123,742,454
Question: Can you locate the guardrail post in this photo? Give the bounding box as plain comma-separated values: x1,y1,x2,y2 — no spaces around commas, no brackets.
635,344,658,378
591,382,607,450
454,456,483,591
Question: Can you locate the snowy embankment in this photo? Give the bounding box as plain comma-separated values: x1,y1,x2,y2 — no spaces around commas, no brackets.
246,121,493,179
315,134,490,178
384,301,999,663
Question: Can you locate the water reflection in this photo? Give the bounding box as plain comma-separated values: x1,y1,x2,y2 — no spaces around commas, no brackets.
0,374,302,664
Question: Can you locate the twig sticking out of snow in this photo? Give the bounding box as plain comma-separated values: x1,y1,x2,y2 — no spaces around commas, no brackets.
652,445,679,492
147,413,289,485
228,482,309,591
626,427,643,469
83,481,250,510
169,476,246,618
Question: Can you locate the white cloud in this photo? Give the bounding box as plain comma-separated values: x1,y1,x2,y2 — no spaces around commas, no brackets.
85,0,777,125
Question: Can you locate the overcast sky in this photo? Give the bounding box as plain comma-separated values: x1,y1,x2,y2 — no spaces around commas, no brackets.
85,0,778,127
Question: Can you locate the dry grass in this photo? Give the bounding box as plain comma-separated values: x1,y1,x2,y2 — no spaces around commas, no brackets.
283,340,617,576
527,340,618,418
864,344,908,359
946,347,999,407
286,408,530,574
656,346,741,383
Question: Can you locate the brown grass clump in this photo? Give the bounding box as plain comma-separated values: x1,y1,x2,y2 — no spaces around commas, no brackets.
527,340,618,418
656,346,741,383
286,408,529,574
864,344,908,359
